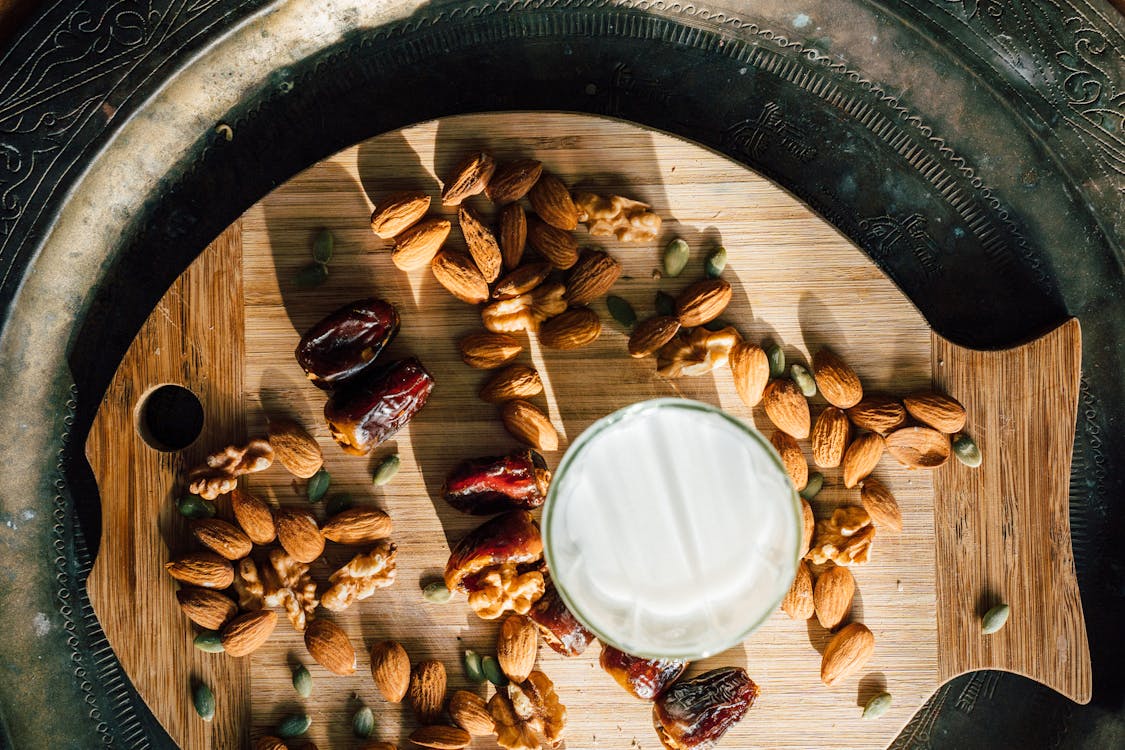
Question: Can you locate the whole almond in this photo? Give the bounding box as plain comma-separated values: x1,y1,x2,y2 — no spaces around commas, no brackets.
229,488,276,545
176,587,237,630
730,342,770,407
539,307,602,349
814,564,856,630
497,614,538,682
221,610,278,657
268,417,324,479
459,331,523,369
487,159,543,205
527,217,579,269
675,278,733,327
392,218,451,271
501,400,559,451
628,316,681,358
770,430,808,491
821,622,875,686
800,498,815,557
781,560,814,620
903,391,967,433
846,395,907,434
479,365,543,404
811,407,851,468
370,640,411,702
304,618,356,675
812,348,864,408
409,725,471,750
493,262,552,299
763,378,811,439
191,518,253,561
370,190,430,239
449,690,495,735
274,508,325,563
565,250,622,304
528,171,578,230
458,205,503,283
441,152,496,206
499,203,528,270
885,426,951,468
431,250,490,304
322,507,393,544
842,432,886,488
860,478,903,532
409,659,447,724
165,552,234,589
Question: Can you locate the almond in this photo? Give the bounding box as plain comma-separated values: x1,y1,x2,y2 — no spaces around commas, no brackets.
860,478,903,532
441,152,496,206
267,417,324,479
409,659,447,724
800,497,815,557
486,159,543,205
821,622,875,686
370,640,411,702
763,378,811,439
274,508,325,563
812,348,864,408
527,217,579,269
539,307,602,349
814,564,856,630
841,432,885,488
903,391,967,433
304,618,356,675
165,552,234,589
458,205,503,283
449,690,495,735
409,725,471,750
229,488,276,544
458,331,523,369
846,395,907,434
431,250,490,304
885,426,951,468
781,560,814,620
191,518,253,561
499,203,528,270
528,171,578,230
493,262,552,300
221,610,277,657
770,430,808,491
501,400,559,451
675,278,733,328
628,316,681,358
253,737,288,750
729,342,770,407
811,407,851,468
565,250,622,304
175,587,237,630
497,614,538,682
479,364,543,404
392,218,451,271
321,507,393,544
370,190,431,239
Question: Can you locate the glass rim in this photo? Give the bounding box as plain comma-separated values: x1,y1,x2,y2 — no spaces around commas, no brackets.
542,397,803,661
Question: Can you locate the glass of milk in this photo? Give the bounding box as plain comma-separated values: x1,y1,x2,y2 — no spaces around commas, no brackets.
542,398,801,659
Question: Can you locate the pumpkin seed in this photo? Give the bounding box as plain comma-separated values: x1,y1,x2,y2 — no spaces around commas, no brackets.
654,290,676,317
481,655,509,687
952,433,982,468
982,603,1010,635
663,238,690,277
766,343,786,378
312,228,334,263
193,630,224,653
800,472,824,500
277,713,312,738
353,705,375,739
606,295,637,328
307,468,331,502
294,262,329,288
292,664,312,698
463,649,486,683
177,494,216,520
372,454,401,486
422,581,452,604
862,692,892,719
192,682,215,722
704,246,727,278
325,492,354,517
791,364,817,397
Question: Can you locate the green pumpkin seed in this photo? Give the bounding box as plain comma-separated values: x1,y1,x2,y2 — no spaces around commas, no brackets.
791,364,817,397
193,630,224,653
277,713,312,738
292,664,312,698
294,262,329,289
177,494,216,519
982,603,1010,635
663,238,690,277
423,581,452,604
325,492,354,517
606,295,637,328
766,343,786,378
800,472,825,500
372,454,401,486
463,649,486,683
481,655,508,687
862,692,892,719
952,433,982,468
654,290,676,317
312,228,334,264
353,706,375,738
704,246,727,278
307,468,331,502
192,682,215,722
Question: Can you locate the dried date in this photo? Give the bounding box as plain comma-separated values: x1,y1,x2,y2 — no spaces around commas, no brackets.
600,645,686,701
444,511,543,591
528,577,595,657
295,298,400,388
652,667,758,750
324,357,434,456
442,449,551,515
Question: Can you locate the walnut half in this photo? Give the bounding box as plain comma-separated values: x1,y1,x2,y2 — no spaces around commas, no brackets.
320,540,398,611
466,563,545,620
490,670,567,750
187,439,274,499
573,192,662,243
656,326,742,378
233,549,319,631
481,283,567,333
806,506,876,566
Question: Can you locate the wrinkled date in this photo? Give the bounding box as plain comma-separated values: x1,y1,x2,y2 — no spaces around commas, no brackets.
296,297,400,388
529,577,595,657
324,357,433,456
445,511,543,591
600,645,687,701
442,449,551,515
653,667,758,750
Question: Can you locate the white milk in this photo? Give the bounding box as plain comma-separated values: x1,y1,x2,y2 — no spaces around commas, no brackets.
543,399,800,658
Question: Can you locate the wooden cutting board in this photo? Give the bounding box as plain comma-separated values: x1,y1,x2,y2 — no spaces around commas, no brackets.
85,113,1090,750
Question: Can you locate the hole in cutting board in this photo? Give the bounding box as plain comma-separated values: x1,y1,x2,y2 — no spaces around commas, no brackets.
135,384,204,451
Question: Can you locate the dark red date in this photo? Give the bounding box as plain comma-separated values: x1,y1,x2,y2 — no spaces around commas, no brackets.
601,645,687,701
442,449,551,515
324,357,433,456
444,510,542,591
296,297,400,388
529,577,595,657
653,667,758,750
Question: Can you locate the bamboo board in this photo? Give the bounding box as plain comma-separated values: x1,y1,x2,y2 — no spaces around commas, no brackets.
86,113,1089,750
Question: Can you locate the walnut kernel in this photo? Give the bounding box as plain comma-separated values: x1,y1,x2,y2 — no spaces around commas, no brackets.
321,540,398,611
573,193,662,242
187,439,274,499
467,563,545,620
806,506,876,566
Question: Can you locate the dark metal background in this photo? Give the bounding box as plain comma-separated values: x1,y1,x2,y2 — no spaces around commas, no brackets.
1,1,1122,747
